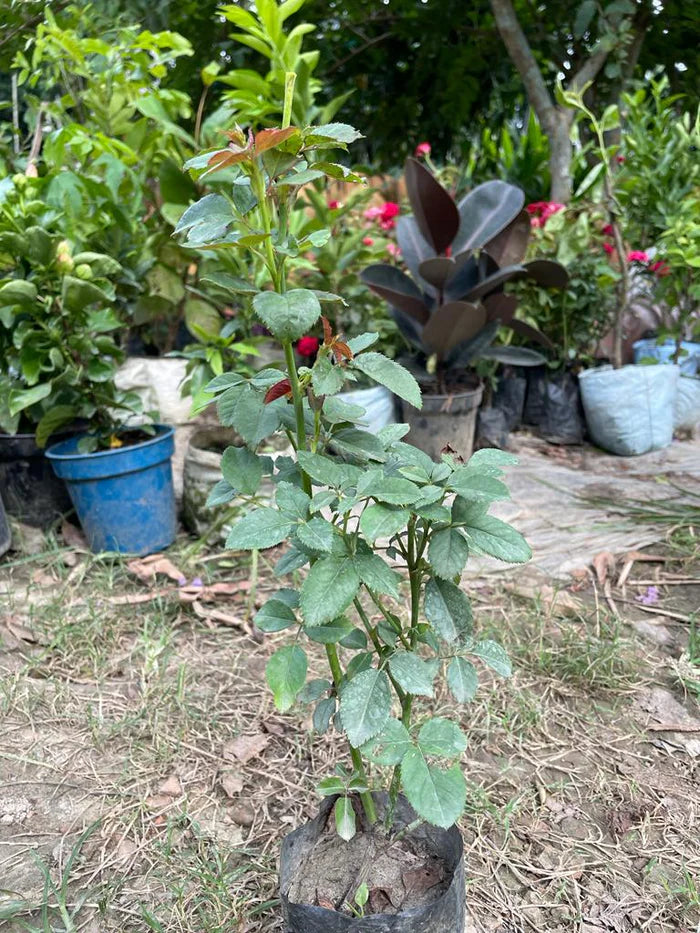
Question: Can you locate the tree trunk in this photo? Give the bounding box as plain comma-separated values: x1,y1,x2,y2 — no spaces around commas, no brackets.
548,111,573,203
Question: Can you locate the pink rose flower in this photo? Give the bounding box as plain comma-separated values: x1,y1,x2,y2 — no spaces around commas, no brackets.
414,142,431,158
627,250,649,263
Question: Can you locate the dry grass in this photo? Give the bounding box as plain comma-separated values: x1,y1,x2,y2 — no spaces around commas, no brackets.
0,532,698,933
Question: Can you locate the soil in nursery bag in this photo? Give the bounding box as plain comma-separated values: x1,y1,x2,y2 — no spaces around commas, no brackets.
281,794,465,932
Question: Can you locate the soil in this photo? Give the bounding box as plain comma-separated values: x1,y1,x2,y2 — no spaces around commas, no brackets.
288,810,450,916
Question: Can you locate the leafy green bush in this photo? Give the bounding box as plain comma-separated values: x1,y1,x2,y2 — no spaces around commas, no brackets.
174,86,531,834
0,177,144,445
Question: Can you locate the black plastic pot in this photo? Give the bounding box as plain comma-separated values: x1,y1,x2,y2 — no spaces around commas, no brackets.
523,367,583,444
0,431,77,528
0,492,10,557
280,793,465,932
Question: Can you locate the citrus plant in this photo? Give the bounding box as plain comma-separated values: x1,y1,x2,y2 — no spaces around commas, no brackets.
175,85,531,837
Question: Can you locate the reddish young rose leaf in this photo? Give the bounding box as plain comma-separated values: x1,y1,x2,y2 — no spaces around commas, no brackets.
321,315,333,345
254,127,298,154
264,378,292,403
332,340,353,363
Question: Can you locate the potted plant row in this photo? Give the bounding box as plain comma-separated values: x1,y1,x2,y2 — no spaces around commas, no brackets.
559,87,682,456
359,158,568,459
0,176,176,553
173,81,533,930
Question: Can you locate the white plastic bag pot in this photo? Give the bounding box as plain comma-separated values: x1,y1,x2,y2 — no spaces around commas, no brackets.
337,385,396,434
674,375,700,432
116,357,217,499
579,364,679,456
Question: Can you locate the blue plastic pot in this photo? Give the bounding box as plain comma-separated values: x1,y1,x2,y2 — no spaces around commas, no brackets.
46,425,176,554
633,338,700,375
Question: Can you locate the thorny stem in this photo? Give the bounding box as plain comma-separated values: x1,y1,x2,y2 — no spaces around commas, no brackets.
325,643,377,825
387,520,422,825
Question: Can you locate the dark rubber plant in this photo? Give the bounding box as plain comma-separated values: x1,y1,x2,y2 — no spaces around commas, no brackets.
361,158,569,391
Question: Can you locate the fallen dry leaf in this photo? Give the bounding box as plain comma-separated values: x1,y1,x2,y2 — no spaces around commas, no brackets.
127,555,184,584
223,733,269,764
61,521,87,550
219,769,244,798
592,551,616,586
158,775,182,797
145,794,175,811
190,601,246,628
31,568,57,586
229,801,255,827
106,590,171,605
503,581,583,616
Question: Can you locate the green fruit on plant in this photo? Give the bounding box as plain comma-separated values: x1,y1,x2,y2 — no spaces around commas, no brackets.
75,264,93,280
11,174,27,189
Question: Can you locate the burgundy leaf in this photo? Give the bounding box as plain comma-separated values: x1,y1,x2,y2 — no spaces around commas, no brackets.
483,294,518,325
466,264,528,302
396,215,437,295
418,257,457,288
508,318,555,350
523,259,569,289
422,301,487,359
452,181,525,254
483,210,531,267
404,157,460,254
360,263,429,324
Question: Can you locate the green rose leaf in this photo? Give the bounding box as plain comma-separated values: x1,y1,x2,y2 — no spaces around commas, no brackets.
388,651,438,697
300,555,360,626
265,644,307,712
313,697,336,734
359,505,409,543
317,776,345,796
255,598,297,633
221,445,264,495
335,796,356,841
340,668,391,747
447,468,510,502
297,516,336,553
447,657,478,703
428,528,469,579
322,396,366,424
0,279,38,308
417,717,467,758
252,288,321,341
467,448,519,471
462,513,532,563
276,482,311,521
353,545,401,599
471,639,512,677
226,507,294,550
312,356,345,396
424,578,473,643
206,479,236,507
400,748,466,829
361,718,413,766
350,352,421,409
306,615,354,644
357,472,421,506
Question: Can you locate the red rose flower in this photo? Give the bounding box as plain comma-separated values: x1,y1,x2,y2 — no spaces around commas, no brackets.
362,236,374,246
327,199,340,210
650,260,670,277
603,242,615,256
616,155,626,164
297,336,319,357
627,250,649,263
602,223,614,236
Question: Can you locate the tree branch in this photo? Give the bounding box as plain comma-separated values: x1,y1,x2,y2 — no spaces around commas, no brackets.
570,46,609,92
489,0,555,131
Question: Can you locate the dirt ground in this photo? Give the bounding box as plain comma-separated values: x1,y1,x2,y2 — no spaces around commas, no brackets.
0,439,698,932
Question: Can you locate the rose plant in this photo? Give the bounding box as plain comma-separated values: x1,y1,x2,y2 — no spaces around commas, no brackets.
174,83,532,883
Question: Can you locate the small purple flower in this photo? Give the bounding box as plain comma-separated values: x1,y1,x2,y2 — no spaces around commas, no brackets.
191,577,203,588
177,575,187,586
637,585,659,606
